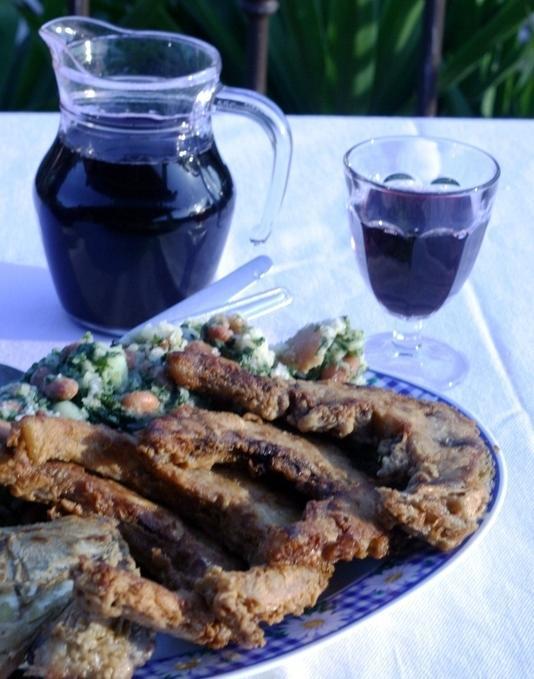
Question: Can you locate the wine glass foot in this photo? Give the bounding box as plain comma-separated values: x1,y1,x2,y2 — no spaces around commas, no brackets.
364,332,469,391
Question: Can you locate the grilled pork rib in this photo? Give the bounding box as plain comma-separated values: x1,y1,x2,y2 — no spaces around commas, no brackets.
0,416,339,647
167,350,494,550
140,405,389,560
3,459,242,586
74,559,332,649
74,559,237,649
7,414,389,564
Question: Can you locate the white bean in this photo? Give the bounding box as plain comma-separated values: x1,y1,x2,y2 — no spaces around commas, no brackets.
121,390,160,415
44,377,79,401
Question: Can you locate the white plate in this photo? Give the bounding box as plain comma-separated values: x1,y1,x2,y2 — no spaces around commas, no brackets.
135,371,506,679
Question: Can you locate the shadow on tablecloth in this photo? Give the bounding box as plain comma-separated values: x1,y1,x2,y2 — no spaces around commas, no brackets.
0,262,82,341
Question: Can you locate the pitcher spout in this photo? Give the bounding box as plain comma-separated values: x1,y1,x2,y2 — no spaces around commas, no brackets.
39,16,124,60
40,16,221,130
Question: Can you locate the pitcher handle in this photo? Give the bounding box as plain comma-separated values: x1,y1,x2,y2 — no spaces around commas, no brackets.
214,86,292,244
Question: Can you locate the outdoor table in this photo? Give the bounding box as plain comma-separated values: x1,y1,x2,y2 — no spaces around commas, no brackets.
0,112,532,678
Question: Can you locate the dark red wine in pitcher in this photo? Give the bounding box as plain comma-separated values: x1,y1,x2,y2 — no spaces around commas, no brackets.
350,188,489,318
34,133,235,331
35,18,291,332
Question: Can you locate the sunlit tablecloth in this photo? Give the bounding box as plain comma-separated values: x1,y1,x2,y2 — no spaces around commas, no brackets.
0,112,533,678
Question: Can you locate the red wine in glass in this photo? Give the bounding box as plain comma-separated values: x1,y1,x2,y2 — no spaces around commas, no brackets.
351,189,489,319
344,136,500,390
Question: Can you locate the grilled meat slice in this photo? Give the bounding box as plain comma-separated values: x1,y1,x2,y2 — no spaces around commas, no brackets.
4,415,338,641
167,351,494,550
74,558,332,649
7,414,385,564
141,404,365,486
26,603,154,679
3,425,305,566
140,458,383,565
197,562,333,644
168,344,290,419
3,459,242,586
5,414,191,519
132,461,302,564
2,452,327,651
4,460,191,544
140,405,389,560
73,559,241,649
7,414,147,487
166,350,374,432
286,383,494,551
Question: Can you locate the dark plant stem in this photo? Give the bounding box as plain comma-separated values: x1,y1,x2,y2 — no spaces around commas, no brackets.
239,0,280,93
68,0,91,16
418,0,447,116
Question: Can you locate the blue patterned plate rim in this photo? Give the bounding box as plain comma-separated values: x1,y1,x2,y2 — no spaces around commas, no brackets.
136,371,506,679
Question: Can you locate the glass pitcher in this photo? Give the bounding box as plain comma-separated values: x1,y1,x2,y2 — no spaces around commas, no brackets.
34,17,292,333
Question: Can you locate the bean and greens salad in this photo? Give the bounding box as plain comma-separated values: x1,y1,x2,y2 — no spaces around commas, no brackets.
0,315,366,431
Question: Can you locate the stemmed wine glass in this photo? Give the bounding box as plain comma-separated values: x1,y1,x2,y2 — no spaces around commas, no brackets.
343,136,500,390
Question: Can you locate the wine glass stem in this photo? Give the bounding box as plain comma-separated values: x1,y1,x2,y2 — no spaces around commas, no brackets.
392,318,423,356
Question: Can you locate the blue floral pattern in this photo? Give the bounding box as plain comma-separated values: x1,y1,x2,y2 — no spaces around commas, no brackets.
135,371,503,679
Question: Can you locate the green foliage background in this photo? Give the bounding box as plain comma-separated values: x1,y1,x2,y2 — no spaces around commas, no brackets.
1,0,533,116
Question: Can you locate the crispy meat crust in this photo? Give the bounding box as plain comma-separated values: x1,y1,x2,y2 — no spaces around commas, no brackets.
317,388,494,550
140,405,389,560
141,404,365,488
6,414,199,518
73,559,237,649
171,344,290,419
134,453,388,565
167,351,494,550
6,460,187,541
27,603,155,679
3,459,241,583
74,558,332,649
130,460,303,564
3,417,338,645
197,562,333,643
7,414,387,565
8,415,148,487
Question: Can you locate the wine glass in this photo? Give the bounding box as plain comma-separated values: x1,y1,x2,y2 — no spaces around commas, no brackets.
343,136,500,390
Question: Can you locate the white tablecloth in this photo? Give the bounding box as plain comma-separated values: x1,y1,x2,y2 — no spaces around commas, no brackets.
0,112,533,678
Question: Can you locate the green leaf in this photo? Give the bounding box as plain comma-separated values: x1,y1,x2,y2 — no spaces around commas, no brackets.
444,85,475,117
0,1,19,100
371,0,423,113
170,0,246,84
1,0,533,117
325,0,380,113
268,0,331,112
120,0,181,32
439,1,531,90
